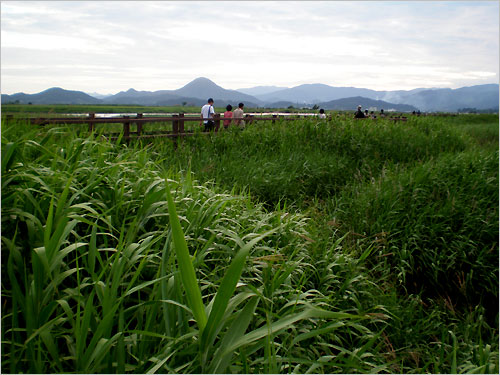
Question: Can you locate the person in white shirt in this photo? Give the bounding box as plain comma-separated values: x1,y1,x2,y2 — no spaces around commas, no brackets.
318,108,326,119
201,98,215,131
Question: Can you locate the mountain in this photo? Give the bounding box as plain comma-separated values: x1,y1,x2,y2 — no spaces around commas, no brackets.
236,85,288,96
87,92,112,99
255,84,380,103
100,78,262,107
102,88,182,105
2,79,498,112
385,84,499,112
318,96,418,112
2,87,102,105
377,88,432,104
172,77,261,104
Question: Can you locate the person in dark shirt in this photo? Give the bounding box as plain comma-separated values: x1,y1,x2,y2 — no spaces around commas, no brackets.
354,105,365,118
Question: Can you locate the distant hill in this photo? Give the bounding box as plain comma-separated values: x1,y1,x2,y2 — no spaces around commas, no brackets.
318,96,418,112
101,88,182,105
2,87,102,105
172,77,261,104
265,101,297,109
256,84,380,103
99,78,262,107
87,92,112,99
236,85,288,96
386,84,499,112
245,82,499,112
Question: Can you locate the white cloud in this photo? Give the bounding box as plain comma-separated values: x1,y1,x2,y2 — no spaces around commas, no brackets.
1,1,498,94
2,30,97,51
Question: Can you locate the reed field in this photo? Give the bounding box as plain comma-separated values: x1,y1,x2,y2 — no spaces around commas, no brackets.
1,111,498,373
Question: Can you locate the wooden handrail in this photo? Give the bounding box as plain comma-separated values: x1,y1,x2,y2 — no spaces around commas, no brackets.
28,114,317,125
23,112,413,141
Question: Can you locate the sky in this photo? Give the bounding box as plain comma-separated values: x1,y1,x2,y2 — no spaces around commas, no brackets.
1,0,499,95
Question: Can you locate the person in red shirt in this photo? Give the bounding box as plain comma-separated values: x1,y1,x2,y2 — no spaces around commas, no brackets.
223,104,233,129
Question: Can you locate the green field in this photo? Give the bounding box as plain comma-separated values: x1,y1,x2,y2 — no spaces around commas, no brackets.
1,110,498,373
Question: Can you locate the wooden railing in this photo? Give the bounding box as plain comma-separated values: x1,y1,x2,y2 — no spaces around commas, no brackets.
20,112,410,140
25,113,316,140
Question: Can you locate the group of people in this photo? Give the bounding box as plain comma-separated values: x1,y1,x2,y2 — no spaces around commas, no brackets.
202,98,396,129
354,105,386,119
201,98,245,131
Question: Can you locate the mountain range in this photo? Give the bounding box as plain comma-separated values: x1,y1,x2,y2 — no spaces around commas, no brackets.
2,77,498,112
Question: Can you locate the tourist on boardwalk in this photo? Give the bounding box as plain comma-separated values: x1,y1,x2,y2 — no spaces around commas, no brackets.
201,98,215,131
233,102,245,127
380,109,386,118
354,105,365,118
223,104,233,129
318,108,326,119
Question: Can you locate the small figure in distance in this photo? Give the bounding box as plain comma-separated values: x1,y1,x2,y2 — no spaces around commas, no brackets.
318,108,326,119
223,104,233,129
233,102,245,128
201,98,215,131
364,109,369,117
380,109,386,118
354,105,365,118
370,111,376,119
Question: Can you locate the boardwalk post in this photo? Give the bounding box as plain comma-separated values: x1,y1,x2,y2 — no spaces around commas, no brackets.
179,113,184,133
172,114,179,134
88,113,95,133
136,113,143,136
172,114,179,149
123,116,130,139
214,113,221,132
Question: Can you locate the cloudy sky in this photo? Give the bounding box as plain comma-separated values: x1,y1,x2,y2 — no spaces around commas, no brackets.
1,1,498,95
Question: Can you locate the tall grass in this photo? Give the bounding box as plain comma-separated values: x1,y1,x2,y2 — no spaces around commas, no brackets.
2,121,381,373
165,116,468,205
330,148,498,301
1,114,498,373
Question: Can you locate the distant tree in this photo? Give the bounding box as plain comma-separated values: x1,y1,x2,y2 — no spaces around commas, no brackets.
312,104,319,110
28,102,32,105
287,105,294,109
182,101,187,106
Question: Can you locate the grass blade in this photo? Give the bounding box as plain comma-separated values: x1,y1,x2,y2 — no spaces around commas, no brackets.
164,178,207,332
210,296,259,373
200,228,278,358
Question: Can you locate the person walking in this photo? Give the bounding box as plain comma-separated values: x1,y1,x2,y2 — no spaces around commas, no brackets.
223,104,233,129
201,98,215,131
233,102,245,128
354,105,365,118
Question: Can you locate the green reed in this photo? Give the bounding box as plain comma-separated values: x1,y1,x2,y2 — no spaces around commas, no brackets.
1,114,498,373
